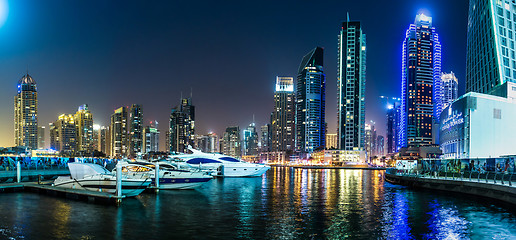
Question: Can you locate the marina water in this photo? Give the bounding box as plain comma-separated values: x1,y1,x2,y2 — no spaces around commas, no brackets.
0,167,515,239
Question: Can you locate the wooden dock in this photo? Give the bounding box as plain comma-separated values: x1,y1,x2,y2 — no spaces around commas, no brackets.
0,182,125,205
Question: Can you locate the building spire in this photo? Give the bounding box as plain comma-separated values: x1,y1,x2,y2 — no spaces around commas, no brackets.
347,12,350,22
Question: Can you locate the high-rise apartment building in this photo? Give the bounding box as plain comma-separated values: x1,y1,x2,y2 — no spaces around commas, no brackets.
143,120,159,153
50,114,76,156
110,107,128,157
337,18,367,151
364,123,377,160
376,135,385,157
169,108,186,153
222,126,241,158
271,76,295,152
325,133,338,149
386,101,401,154
243,123,258,156
441,72,459,110
14,73,38,149
466,0,516,93
399,14,442,149
196,132,219,153
74,104,94,155
181,98,195,148
37,126,45,149
129,104,143,156
296,47,326,154
168,98,195,153
260,124,271,152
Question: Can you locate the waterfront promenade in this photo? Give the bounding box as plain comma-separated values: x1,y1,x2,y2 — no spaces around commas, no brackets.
385,168,516,206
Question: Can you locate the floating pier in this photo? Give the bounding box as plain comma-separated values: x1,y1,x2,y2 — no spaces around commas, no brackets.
0,182,126,205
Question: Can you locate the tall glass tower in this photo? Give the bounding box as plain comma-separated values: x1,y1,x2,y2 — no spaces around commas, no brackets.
14,74,38,149
399,14,442,148
467,0,516,93
441,72,458,110
296,47,325,154
271,76,295,152
74,104,94,155
129,104,143,156
337,18,366,151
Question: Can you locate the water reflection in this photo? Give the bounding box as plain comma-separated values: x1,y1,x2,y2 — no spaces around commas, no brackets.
0,168,514,239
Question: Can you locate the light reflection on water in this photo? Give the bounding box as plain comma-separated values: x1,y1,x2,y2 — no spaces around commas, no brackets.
0,167,515,239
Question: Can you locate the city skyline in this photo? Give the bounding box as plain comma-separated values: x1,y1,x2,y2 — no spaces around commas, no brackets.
0,0,469,150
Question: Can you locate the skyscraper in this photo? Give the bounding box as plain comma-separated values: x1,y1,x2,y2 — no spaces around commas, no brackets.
376,135,385,157
222,126,241,158
364,123,376,161
110,107,128,157
169,108,186,153
143,121,159,153
296,47,326,154
50,114,77,156
386,101,400,154
466,0,516,93
129,104,143,156
260,124,271,152
181,98,195,148
168,98,195,153
399,14,442,149
271,76,295,152
242,122,258,156
37,126,45,149
325,133,338,149
337,17,366,151
74,104,94,155
14,73,38,150
441,72,459,110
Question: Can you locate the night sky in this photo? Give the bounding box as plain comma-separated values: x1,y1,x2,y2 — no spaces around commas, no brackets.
0,0,469,150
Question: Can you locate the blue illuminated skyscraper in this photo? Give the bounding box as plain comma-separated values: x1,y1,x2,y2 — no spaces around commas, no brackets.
399,14,442,148
296,47,325,154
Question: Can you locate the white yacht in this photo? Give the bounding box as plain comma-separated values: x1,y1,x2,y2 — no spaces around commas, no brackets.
53,162,151,197
170,148,271,177
114,160,213,190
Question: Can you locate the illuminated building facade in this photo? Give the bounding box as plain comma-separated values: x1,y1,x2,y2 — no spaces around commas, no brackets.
399,14,442,148
386,101,400,153
195,132,219,153
129,104,143,156
271,76,295,152
466,0,516,93
243,122,258,156
441,72,459,110
74,104,94,155
143,120,159,153
364,123,377,160
337,19,366,151
37,126,45,149
440,84,516,158
376,135,384,157
260,124,271,152
325,133,338,149
296,47,326,154
110,107,128,157
168,98,195,153
50,114,77,156
14,73,38,150
222,126,241,158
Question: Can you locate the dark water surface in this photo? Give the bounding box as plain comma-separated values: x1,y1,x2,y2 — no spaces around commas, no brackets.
0,167,515,239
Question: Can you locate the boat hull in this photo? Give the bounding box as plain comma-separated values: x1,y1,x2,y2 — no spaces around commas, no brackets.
54,176,151,197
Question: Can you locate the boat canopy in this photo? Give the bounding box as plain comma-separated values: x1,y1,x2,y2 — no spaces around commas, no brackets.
218,157,240,162
186,158,222,164
68,162,111,179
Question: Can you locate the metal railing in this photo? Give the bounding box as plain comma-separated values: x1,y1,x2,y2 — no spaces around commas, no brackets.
387,167,515,187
